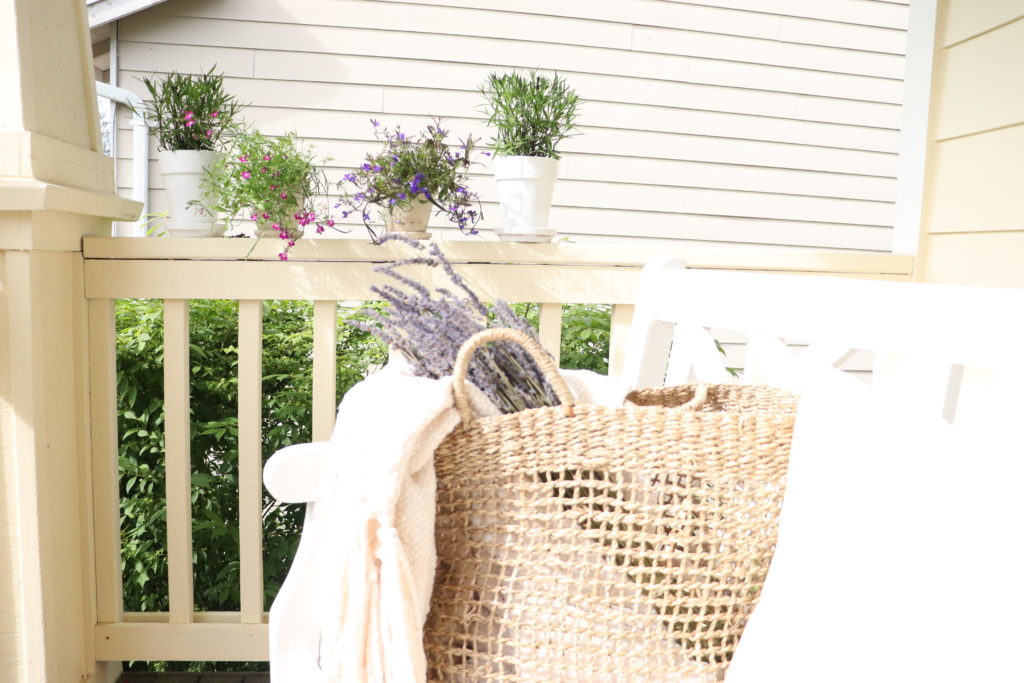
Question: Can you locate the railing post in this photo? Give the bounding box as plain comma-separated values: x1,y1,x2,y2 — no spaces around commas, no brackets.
164,300,195,625
0,1,141,681
538,303,562,367
238,300,265,623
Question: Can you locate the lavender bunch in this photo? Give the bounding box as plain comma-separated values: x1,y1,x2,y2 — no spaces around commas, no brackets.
354,234,558,413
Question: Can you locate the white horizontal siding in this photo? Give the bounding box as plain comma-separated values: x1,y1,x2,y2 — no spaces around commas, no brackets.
115,0,907,250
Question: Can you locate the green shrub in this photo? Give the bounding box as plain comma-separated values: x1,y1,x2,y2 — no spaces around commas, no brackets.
116,299,385,672
115,298,608,671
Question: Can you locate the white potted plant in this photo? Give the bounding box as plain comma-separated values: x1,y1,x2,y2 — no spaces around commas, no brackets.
137,67,242,237
337,118,484,243
200,129,336,260
479,70,580,243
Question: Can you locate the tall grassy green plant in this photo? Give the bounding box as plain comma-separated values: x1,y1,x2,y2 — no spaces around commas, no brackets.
137,67,243,152
479,70,580,159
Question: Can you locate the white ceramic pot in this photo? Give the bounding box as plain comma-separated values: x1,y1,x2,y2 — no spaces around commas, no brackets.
384,200,432,240
157,149,223,237
493,155,558,243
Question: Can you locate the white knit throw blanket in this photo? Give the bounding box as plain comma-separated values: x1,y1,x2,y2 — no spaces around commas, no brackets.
312,357,631,682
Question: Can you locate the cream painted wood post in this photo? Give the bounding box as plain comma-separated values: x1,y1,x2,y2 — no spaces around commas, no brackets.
0,1,141,681
312,300,338,442
538,303,562,367
238,300,265,623
163,300,195,625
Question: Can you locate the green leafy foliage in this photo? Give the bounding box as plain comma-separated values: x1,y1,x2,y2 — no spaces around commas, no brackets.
337,119,484,242
201,130,334,246
117,298,611,671
479,70,581,159
116,299,386,672
512,303,612,375
136,66,243,152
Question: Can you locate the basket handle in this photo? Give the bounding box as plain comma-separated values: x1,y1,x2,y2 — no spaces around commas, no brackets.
451,328,576,425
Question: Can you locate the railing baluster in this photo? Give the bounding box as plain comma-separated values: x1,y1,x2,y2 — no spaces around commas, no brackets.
538,303,562,367
312,300,337,442
88,298,123,623
608,304,635,377
238,300,264,623
163,299,194,624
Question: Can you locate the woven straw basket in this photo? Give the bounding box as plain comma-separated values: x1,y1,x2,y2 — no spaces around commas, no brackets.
425,329,798,682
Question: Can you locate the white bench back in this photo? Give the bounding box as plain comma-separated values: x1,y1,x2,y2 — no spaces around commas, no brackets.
622,258,1024,426
623,259,1024,683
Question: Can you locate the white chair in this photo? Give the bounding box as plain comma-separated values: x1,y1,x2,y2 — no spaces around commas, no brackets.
266,258,1024,681
621,259,1024,682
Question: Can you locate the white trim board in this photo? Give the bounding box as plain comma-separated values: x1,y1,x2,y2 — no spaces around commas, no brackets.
87,0,170,29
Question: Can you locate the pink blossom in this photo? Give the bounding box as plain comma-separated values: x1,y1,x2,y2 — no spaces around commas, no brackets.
269,185,277,190
238,155,248,163
278,252,288,261
205,129,213,137
287,240,295,247
260,167,268,173
327,219,335,227
279,192,288,199
250,214,258,220
211,111,219,118
183,111,194,120
241,170,251,179
263,155,272,161
262,212,270,220
185,119,195,128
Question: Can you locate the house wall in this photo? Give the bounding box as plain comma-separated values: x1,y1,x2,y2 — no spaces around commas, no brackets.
111,0,909,249
916,1,1024,286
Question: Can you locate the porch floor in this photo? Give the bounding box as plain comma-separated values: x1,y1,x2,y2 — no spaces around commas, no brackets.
118,674,269,682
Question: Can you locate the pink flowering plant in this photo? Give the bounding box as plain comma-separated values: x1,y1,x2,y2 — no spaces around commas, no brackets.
137,67,242,151
201,129,338,259
337,119,484,243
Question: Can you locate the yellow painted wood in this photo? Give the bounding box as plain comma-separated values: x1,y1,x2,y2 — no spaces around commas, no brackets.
141,0,633,50
0,178,141,220
538,303,562,367
115,0,907,253
128,11,902,84
82,238,913,274
162,300,193,625
1,251,91,681
84,257,914,304
94,622,268,661
918,232,1024,288
562,154,899,202
365,0,904,50
944,0,1024,46
925,126,1024,233
312,300,338,442
608,304,635,377
0,132,115,192
237,301,264,624
934,19,1024,140
87,299,122,625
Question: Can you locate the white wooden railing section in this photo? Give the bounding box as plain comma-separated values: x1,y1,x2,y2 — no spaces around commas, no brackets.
81,237,912,663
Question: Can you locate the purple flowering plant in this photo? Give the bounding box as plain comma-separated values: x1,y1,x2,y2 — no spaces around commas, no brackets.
200,129,339,260
136,67,243,152
354,234,557,413
337,119,484,243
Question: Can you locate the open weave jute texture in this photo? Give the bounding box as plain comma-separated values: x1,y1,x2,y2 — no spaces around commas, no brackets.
424,330,798,682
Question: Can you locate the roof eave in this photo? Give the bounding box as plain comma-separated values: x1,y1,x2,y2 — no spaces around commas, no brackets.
87,0,171,29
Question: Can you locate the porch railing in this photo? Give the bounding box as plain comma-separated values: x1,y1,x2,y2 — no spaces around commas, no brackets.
82,237,913,663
